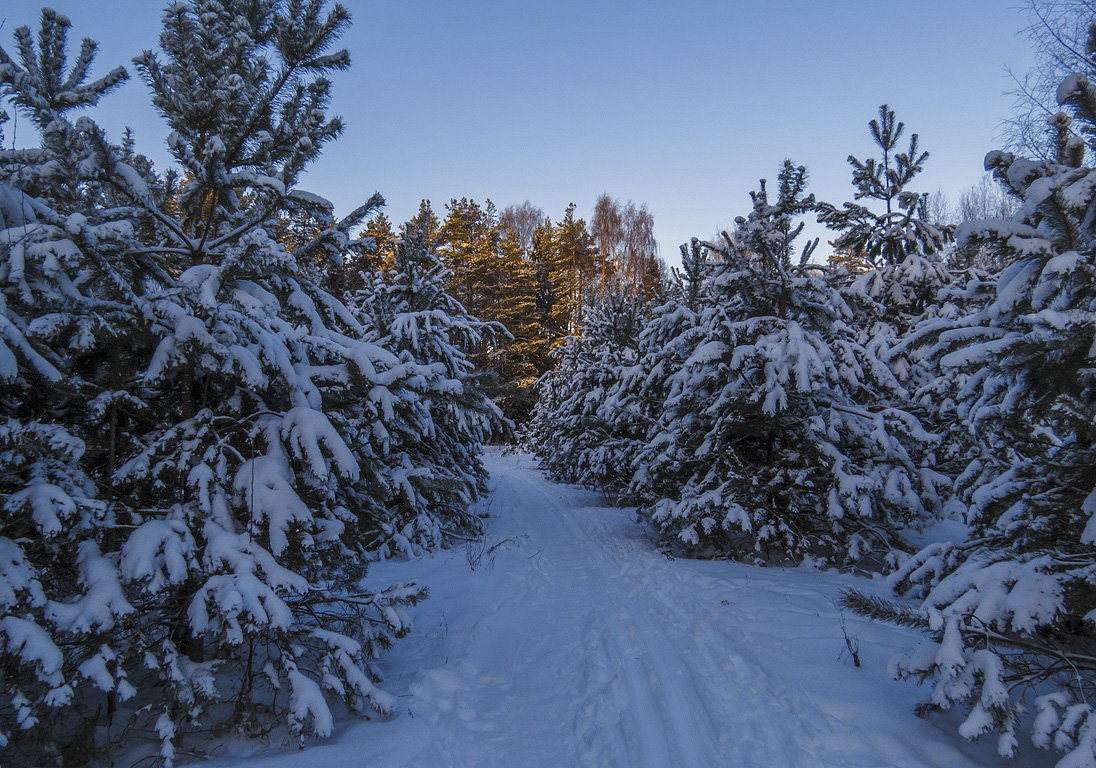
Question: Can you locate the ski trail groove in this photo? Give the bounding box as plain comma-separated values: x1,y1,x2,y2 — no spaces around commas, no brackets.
491,456,799,767
199,450,1045,768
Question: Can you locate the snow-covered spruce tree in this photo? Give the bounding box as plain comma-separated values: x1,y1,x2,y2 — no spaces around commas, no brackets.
843,63,1096,766
818,105,951,268
0,4,460,764
631,161,948,565
346,227,506,556
524,283,646,495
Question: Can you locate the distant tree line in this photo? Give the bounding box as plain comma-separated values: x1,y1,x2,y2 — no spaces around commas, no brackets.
328,194,667,421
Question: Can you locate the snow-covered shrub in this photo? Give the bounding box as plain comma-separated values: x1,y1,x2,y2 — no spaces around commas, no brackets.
845,50,1096,767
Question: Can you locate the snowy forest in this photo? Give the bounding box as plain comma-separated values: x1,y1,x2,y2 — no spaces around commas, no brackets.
3,0,1096,767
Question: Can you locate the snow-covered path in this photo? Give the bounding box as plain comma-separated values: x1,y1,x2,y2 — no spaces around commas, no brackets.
208,450,1053,768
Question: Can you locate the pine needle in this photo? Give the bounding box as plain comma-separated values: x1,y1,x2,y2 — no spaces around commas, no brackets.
838,589,934,634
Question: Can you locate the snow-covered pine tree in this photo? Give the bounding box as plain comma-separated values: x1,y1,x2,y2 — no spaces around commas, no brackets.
0,11,169,763
815,108,982,527
118,1,435,758
597,238,714,505
844,50,1096,766
818,105,951,267
346,226,507,556
524,283,646,496
0,3,496,763
631,161,947,565
825,219,976,506
829,255,972,500
819,108,961,389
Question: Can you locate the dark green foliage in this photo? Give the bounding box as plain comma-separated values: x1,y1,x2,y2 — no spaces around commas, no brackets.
0,4,500,764
530,162,946,567
839,590,932,633
818,105,951,267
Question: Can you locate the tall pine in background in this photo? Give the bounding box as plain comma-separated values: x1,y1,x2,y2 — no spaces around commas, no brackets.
488,219,549,420
549,203,596,340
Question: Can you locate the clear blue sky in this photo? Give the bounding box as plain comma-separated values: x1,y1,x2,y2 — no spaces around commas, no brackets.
1,1,1036,262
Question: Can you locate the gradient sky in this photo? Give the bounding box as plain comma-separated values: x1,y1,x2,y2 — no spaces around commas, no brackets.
1,1,1037,263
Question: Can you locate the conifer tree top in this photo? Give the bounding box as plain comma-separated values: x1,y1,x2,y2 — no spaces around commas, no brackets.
818,104,950,267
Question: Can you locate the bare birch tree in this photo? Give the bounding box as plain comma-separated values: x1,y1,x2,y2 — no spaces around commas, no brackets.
1004,0,1096,160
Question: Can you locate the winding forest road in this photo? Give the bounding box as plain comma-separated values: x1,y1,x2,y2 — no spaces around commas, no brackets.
208,450,1049,768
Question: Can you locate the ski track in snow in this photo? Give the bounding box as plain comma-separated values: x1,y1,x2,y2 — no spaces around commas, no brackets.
204,449,1056,768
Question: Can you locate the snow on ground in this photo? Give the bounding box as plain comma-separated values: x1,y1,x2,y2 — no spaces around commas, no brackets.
204,449,1055,768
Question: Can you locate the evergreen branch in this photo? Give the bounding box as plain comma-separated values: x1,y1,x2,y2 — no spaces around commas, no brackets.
839,590,933,632
204,198,282,252
843,590,1096,671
